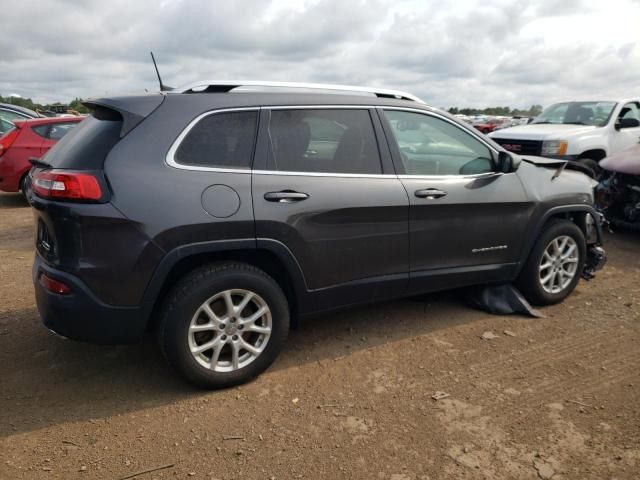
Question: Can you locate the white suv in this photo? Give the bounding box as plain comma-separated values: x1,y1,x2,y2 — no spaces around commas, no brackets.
489,99,640,171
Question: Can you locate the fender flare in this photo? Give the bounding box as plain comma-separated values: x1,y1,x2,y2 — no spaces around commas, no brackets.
515,204,603,277
139,238,308,322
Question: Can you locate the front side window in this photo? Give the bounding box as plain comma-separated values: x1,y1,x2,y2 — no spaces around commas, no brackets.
618,102,640,122
383,110,494,176
175,111,258,168
266,109,382,174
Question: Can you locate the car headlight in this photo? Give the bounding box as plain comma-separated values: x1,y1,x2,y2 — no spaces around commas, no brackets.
541,140,568,156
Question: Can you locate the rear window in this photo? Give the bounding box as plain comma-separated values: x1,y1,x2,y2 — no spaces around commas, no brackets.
41,115,121,169
174,111,258,169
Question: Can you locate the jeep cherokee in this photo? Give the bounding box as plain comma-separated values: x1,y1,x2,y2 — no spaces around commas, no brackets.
28,81,606,388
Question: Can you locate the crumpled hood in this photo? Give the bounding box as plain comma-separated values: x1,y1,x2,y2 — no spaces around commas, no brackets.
490,123,598,140
520,155,596,179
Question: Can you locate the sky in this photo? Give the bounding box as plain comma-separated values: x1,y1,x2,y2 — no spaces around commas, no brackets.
1,0,639,109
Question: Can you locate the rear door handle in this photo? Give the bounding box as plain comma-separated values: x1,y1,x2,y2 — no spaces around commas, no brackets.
415,188,448,199
264,191,310,203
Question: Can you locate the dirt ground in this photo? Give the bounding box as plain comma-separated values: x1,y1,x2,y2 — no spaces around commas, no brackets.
0,191,638,480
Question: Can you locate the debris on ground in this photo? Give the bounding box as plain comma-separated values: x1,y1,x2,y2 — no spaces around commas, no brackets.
481,331,498,340
534,460,555,479
466,284,544,317
431,391,450,401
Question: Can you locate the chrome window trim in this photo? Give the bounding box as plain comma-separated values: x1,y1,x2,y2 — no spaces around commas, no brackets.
165,107,260,173
165,104,503,181
252,169,394,179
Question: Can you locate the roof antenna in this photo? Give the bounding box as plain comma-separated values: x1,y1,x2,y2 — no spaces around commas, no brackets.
150,52,173,92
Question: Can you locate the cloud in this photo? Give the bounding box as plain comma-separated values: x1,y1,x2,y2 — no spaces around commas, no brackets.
0,0,639,109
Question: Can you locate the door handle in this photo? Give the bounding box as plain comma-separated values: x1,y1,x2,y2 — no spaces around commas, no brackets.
264,191,310,203
415,188,448,199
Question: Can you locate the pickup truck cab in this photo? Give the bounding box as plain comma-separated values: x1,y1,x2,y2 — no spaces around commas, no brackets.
489,100,640,172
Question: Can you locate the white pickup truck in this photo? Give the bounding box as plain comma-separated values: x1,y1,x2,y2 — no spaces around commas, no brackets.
489,99,640,171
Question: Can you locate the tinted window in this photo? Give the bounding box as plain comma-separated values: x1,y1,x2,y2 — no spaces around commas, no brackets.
267,109,382,174
175,111,258,168
32,125,49,138
384,110,493,176
42,115,120,169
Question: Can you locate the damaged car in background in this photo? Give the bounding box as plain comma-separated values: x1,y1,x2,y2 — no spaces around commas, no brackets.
596,144,640,230
27,81,606,388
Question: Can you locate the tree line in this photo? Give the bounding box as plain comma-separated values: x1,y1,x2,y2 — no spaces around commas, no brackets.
0,94,90,114
447,105,543,117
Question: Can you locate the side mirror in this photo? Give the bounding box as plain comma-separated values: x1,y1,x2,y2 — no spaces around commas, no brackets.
497,151,517,173
616,118,640,130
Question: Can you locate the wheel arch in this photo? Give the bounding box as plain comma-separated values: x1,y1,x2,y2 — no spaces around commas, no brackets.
515,205,603,277
142,239,308,331
578,148,607,162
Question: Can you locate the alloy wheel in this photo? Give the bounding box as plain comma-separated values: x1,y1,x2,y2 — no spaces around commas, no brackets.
538,235,579,294
188,289,272,372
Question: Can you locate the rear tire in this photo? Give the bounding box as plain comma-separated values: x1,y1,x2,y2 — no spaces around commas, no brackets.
516,219,586,306
19,174,30,204
157,262,289,389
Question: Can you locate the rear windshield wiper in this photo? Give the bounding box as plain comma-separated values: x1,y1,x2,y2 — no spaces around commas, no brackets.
29,157,51,169
530,121,552,124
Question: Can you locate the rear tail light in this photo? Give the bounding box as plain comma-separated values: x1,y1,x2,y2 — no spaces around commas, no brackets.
0,128,20,157
32,170,103,201
39,273,71,295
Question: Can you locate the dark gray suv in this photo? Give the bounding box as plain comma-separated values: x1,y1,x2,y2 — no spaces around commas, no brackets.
29,81,606,388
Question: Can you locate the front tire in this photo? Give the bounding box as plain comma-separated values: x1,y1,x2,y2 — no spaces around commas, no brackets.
516,219,586,305
157,262,289,389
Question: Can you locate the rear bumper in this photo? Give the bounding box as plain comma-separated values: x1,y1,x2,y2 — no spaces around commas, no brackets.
33,255,147,344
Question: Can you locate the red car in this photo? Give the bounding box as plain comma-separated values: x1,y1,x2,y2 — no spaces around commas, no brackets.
473,119,503,134
0,116,83,197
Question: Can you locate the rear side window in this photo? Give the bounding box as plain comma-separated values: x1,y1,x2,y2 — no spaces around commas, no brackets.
48,122,78,140
266,109,382,174
175,111,258,168
32,125,49,138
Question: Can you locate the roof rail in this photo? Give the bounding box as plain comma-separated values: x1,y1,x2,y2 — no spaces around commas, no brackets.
171,80,424,103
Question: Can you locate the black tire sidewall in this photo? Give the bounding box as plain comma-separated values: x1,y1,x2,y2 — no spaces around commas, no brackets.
160,265,289,389
517,220,586,305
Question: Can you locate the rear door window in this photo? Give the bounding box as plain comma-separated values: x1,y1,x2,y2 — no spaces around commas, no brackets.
266,109,382,174
174,111,258,169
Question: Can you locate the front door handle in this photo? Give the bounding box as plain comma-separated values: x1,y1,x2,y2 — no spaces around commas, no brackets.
415,188,448,199
264,191,310,203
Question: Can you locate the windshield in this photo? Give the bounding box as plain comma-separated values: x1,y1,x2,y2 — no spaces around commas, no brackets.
532,101,616,127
